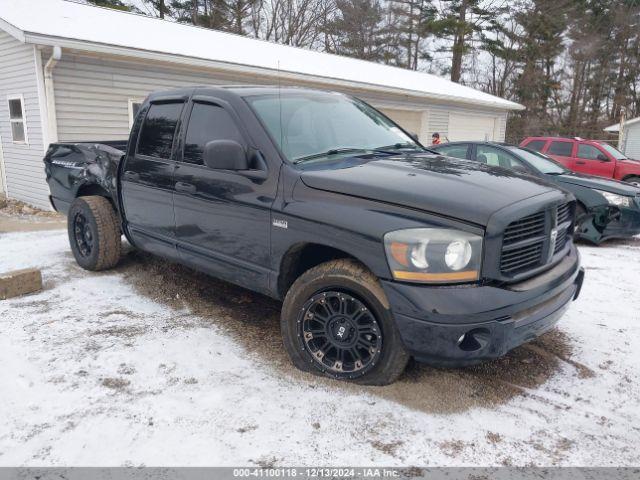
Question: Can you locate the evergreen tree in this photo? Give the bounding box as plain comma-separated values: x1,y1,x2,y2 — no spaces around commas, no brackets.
325,0,389,62
433,0,506,83
388,0,436,69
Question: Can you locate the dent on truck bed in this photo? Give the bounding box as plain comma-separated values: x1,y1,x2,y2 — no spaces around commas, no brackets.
44,143,124,214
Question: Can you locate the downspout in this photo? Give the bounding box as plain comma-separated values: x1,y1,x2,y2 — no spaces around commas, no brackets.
44,46,62,144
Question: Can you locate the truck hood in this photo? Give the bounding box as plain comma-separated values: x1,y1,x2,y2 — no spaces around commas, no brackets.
299,154,558,226
555,172,640,196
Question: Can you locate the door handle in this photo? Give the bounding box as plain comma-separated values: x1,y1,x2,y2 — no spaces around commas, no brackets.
123,170,140,181
576,161,586,165
175,181,196,194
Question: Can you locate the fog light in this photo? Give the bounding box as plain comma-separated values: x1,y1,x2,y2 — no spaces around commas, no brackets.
457,328,490,352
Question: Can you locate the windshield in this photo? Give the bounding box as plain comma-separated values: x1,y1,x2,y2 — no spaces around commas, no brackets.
599,142,627,160
506,147,568,174
245,91,421,163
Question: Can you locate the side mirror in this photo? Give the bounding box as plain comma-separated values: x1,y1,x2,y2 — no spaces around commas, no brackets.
409,132,419,142
597,154,609,162
512,165,529,174
203,140,248,170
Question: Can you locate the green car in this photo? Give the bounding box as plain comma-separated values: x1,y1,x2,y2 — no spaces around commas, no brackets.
432,142,640,244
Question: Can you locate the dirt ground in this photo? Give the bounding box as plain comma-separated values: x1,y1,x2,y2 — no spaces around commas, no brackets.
0,195,65,232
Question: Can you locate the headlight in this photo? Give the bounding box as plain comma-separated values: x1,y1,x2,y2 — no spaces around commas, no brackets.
384,228,483,283
596,190,632,207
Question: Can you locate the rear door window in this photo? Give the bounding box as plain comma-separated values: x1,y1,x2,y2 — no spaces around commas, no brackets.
183,103,244,165
547,141,573,157
525,140,546,152
435,144,469,159
577,144,604,160
137,102,184,159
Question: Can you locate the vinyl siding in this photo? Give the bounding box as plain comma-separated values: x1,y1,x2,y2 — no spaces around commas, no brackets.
52,51,510,147
0,30,48,209
52,52,273,142
623,122,640,159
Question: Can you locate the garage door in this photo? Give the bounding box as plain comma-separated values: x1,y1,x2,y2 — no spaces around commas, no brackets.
449,113,498,142
379,108,423,139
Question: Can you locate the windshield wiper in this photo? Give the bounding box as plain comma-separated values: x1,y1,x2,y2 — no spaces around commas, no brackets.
293,148,371,164
374,142,425,152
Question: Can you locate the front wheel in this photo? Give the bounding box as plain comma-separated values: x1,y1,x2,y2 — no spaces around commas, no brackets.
67,196,122,271
624,176,640,187
281,259,409,385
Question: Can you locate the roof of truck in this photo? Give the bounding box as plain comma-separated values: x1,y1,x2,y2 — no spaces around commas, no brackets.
0,0,523,111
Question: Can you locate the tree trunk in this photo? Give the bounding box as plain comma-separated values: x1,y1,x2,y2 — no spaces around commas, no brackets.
192,0,198,25
450,0,468,83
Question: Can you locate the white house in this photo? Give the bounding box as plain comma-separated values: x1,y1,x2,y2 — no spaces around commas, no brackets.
0,0,522,209
604,116,640,160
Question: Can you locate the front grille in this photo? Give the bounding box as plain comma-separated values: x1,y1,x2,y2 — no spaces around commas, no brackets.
500,241,544,274
499,202,573,277
502,211,545,245
554,228,568,254
557,203,571,225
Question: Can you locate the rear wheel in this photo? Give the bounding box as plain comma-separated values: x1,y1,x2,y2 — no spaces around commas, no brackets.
68,196,121,271
281,259,409,385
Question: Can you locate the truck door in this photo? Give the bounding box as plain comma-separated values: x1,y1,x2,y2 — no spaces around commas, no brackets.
172,98,276,293
574,143,616,178
120,100,184,258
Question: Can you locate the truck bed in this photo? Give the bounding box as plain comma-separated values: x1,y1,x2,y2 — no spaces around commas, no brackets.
44,141,127,214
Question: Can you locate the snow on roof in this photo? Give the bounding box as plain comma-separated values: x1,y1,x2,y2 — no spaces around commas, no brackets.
604,116,640,132
0,0,523,111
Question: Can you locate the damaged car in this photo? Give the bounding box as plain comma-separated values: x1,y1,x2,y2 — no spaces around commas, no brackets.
432,142,640,244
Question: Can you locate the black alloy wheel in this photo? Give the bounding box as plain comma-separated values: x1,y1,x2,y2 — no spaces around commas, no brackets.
73,211,94,257
298,290,382,379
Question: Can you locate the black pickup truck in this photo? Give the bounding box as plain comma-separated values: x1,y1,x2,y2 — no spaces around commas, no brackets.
44,86,584,385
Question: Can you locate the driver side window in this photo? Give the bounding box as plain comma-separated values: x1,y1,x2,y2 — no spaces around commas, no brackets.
183,103,244,165
577,144,605,161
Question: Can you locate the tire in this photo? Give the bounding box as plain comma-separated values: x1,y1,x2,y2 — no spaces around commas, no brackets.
281,259,409,385
624,176,640,187
67,196,121,271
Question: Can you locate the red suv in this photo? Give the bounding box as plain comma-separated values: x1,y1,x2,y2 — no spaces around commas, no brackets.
520,136,640,185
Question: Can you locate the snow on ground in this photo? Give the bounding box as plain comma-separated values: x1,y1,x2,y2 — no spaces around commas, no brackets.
0,229,639,467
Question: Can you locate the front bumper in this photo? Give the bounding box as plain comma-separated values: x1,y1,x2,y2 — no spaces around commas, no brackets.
381,245,584,366
577,204,640,244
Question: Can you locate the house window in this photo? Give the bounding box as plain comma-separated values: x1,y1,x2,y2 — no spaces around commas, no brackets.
7,95,28,144
128,99,144,129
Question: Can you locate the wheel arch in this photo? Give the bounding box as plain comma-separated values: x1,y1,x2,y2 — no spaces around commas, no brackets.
276,242,378,299
75,182,117,211
621,174,640,185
